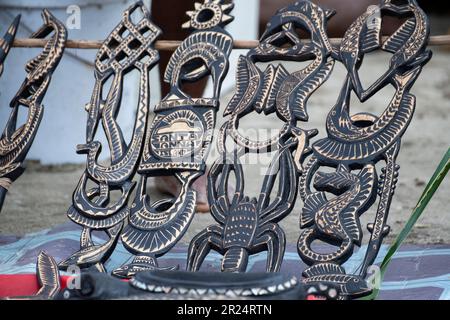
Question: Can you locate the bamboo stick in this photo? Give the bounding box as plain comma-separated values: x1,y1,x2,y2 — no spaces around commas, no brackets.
11,35,450,50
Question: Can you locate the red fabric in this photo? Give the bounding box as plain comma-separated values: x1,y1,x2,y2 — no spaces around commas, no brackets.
306,294,327,300
0,274,69,298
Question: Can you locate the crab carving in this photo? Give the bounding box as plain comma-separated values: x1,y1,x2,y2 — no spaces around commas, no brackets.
187,141,299,272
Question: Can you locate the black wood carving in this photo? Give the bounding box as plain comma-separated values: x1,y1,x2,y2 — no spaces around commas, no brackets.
0,11,67,212
297,0,431,299
0,16,20,78
59,2,162,272
59,270,342,300
35,251,61,299
7,251,61,300
187,1,335,272
113,0,235,278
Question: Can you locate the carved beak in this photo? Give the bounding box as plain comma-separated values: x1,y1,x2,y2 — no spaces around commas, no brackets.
57,256,77,269
291,128,318,173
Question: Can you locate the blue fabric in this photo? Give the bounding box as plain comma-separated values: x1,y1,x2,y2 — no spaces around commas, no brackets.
1,222,449,300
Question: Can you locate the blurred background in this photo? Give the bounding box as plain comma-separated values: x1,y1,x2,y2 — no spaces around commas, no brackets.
0,0,449,245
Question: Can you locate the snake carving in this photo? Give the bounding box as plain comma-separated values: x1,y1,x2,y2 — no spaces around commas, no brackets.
186,1,334,273
113,0,235,278
0,11,67,213
61,2,162,272
298,163,377,265
297,0,431,299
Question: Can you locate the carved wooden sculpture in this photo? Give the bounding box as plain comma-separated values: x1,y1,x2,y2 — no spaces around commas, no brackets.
6,251,61,300
113,0,235,278
35,251,61,299
0,11,67,212
187,1,335,272
59,2,162,272
0,16,20,78
297,0,431,299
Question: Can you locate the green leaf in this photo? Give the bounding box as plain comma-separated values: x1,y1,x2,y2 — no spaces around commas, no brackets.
363,147,450,300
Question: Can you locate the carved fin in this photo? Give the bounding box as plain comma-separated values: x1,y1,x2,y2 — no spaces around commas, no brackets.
265,65,289,114
224,56,250,116
382,19,415,53
36,251,60,299
303,263,345,278
293,60,334,121
254,65,275,113
58,223,122,268
342,165,376,243
300,192,327,227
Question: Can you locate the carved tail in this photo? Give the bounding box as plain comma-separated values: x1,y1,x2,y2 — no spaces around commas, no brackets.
297,229,354,265
121,172,199,255
221,247,249,272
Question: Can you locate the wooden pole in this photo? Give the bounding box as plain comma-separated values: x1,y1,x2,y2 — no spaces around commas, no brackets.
11,35,450,50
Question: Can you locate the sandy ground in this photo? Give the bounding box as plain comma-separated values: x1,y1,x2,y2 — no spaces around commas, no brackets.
0,50,449,246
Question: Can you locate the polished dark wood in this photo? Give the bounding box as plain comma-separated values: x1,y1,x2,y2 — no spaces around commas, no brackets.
113,0,235,279
187,0,334,273
297,0,432,299
0,11,67,213
60,1,162,273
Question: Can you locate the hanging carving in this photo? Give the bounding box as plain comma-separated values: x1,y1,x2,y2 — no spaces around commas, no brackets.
297,0,431,299
113,0,235,278
59,2,162,272
0,12,67,212
186,1,335,272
